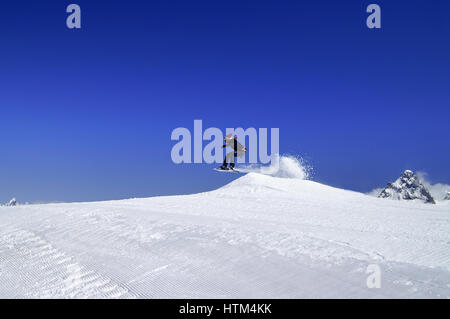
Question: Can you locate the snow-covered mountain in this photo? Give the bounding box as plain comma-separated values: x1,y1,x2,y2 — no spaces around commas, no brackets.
378,170,435,204
0,167,449,298
445,192,450,201
5,198,18,206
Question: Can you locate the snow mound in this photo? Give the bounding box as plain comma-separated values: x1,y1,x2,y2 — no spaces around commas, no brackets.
378,170,435,204
1,171,450,298
238,154,311,179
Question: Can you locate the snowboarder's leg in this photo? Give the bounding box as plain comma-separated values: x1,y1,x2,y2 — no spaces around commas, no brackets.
219,157,228,170
226,152,235,167
229,152,237,169
219,152,233,170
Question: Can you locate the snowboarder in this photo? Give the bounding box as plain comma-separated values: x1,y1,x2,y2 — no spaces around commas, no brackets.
218,133,247,171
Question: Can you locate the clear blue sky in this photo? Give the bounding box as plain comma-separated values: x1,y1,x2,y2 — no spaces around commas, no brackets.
0,0,449,203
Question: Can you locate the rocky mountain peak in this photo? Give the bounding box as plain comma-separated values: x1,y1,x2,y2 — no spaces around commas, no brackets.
378,170,435,204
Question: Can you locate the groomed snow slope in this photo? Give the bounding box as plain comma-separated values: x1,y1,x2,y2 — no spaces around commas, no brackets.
0,173,449,298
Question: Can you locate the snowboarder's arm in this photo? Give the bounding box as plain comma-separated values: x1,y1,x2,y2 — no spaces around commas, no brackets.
236,140,247,151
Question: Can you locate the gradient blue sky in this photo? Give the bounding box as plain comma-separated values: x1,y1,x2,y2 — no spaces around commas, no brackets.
0,0,449,203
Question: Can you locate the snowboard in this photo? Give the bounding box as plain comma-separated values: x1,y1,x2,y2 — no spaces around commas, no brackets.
214,167,241,173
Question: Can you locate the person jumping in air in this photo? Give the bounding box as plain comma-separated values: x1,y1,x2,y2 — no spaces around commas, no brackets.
218,133,247,171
